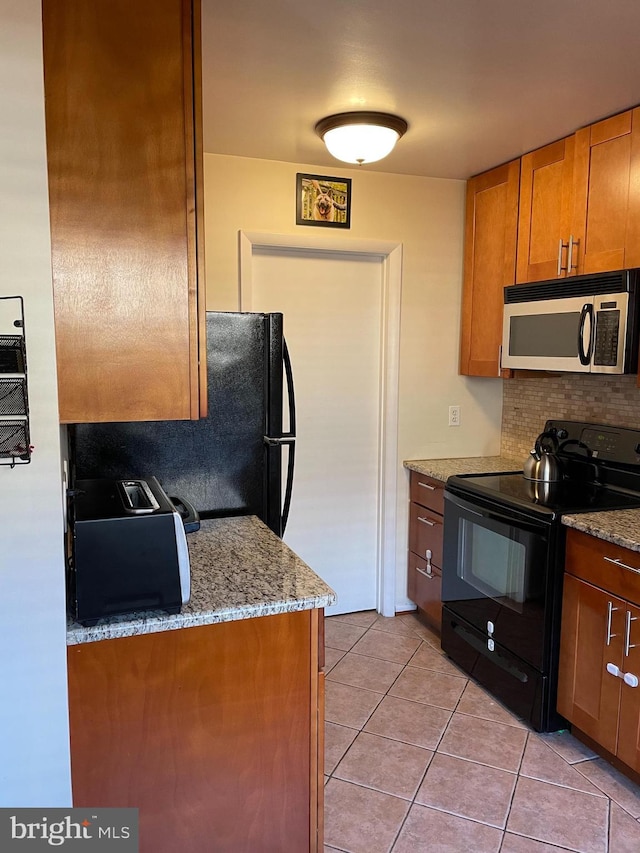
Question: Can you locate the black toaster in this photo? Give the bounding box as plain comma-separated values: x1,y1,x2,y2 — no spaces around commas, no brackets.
68,477,191,625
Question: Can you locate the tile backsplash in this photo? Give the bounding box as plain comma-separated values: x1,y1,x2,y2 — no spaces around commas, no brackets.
501,374,640,459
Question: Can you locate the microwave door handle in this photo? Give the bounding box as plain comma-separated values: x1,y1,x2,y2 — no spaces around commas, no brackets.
578,303,594,366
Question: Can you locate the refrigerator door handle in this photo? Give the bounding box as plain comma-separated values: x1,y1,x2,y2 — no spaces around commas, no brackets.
279,337,296,534
283,338,296,438
281,440,295,535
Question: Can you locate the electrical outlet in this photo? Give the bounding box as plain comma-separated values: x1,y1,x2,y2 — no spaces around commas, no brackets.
449,405,461,427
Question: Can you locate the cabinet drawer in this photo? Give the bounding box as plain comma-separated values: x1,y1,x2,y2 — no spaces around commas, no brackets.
409,502,443,567
410,471,445,514
565,528,640,608
407,553,442,630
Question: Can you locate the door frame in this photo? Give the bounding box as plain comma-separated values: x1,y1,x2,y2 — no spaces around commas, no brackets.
239,230,402,617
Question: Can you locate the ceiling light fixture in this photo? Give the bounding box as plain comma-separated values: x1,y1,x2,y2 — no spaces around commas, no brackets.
315,111,408,165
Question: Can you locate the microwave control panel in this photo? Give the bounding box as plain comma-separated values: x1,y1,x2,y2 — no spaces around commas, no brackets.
593,309,620,366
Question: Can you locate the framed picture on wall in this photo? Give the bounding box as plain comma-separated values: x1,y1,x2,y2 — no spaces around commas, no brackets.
296,173,351,228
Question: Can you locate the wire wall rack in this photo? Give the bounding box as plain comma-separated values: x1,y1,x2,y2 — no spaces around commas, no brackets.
0,297,31,467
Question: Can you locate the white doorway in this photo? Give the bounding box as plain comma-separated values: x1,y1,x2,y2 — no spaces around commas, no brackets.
240,232,401,617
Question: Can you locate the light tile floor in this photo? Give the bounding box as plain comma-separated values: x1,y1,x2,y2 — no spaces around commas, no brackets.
323,610,640,853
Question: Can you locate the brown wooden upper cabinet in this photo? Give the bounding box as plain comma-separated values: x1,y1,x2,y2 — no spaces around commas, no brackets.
516,136,575,283
459,160,520,377
43,0,206,423
572,108,640,275
516,109,640,283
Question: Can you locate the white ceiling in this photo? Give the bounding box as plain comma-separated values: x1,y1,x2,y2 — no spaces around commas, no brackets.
201,0,640,181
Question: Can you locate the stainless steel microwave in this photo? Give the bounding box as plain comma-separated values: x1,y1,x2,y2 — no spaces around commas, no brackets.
501,270,640,373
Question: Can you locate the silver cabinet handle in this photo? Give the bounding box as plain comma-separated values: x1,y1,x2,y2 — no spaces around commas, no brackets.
415,565,434,581
567,234,579,273
417,516,436,526
625,610,638,657
557,238,568,276
606,600,619,645
417,481,436,491
604,556,640,575
498,345,502,377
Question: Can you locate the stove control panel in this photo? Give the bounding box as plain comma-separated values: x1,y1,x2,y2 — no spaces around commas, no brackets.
545,419,640,467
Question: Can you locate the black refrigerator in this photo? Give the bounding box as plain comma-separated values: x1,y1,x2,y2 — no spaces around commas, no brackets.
70,312,296,537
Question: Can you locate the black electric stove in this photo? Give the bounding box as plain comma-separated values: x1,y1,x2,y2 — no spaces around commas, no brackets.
441,419,640,733
449,471,640,519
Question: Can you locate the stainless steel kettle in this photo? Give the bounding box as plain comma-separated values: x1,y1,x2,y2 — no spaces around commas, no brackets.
523,430,563,483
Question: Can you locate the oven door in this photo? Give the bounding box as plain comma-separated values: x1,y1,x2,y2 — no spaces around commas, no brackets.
442,490,554,671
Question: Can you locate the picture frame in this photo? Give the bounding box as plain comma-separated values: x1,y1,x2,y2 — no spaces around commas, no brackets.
296,173,352,228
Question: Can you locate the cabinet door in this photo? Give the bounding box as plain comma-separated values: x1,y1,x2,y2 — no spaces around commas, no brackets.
459,160,519,377
557,574,622,754
68,612,319,852
407,553,442,631
516,137,575,283
43,0,206,423
572,109,640,274
617,601,640,772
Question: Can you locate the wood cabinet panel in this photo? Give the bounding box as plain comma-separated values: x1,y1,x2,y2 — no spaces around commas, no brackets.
557,574,622,754
565,528,640,608
516,137,575,283
559,530,640,778
407,554,442,631
572,109,640,275
617,601,640,772
410,471,445,514
459,160,519,377
409,502,443,567
407,472,444,631
68,611,321,852
43,0,205,423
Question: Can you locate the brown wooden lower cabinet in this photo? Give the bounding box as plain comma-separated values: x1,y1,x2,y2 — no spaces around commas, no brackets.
407,471,444,632
67,609,324,852
558,529,640,775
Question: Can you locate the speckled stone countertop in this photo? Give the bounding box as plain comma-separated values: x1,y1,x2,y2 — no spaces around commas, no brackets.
561,510,640,552
67,515,336,645
403,455,522,482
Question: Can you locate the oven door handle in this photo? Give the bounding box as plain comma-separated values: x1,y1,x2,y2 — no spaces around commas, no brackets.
444,491,548,536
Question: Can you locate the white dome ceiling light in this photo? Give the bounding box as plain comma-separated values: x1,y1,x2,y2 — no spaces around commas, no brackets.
315,111,408,165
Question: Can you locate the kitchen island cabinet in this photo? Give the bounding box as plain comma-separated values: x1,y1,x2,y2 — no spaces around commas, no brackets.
459,160,519,377
66,517,335,853
42,0,206,423
557,527,640,777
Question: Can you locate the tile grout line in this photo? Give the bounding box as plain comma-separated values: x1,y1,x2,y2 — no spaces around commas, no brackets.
328,614,639,852
388,633,473,852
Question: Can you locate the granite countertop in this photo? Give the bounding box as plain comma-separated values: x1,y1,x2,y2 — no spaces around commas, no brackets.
561,510,640,552
403,455,522,482
67,515,336,645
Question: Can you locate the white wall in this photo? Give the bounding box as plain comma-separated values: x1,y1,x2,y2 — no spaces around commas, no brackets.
0,0,71,806
204,154,504,609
